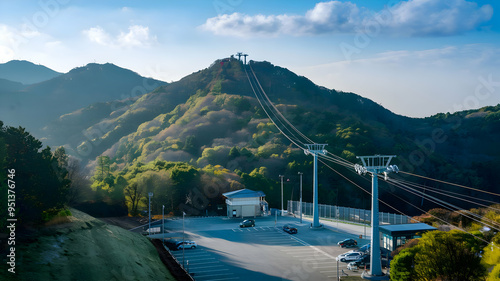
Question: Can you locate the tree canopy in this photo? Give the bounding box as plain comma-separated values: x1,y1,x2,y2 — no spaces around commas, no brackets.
0,122,70,225
390,230,487,281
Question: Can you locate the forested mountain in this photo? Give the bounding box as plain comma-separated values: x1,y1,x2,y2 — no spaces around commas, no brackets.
0,60,62,85
0,62,166,133
34,57,500,217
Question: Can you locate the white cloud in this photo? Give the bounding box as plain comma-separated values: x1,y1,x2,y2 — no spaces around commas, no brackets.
201,0,493,37
84,26,112,46
0,24,51,62
83,25,157,48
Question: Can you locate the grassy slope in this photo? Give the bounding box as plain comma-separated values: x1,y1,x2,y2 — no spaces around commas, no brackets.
3,209,175,281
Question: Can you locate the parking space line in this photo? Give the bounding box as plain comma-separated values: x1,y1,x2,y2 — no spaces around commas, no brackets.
280,248,314,251
187,261,220,265
181,257,216,262
193,268,229,274
312,261,337,265
192,265,225,270
194,272,234,278
313,265,338,269
203,277,239,281
292,254,328,258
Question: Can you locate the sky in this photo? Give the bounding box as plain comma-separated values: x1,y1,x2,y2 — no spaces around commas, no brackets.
1,0,499,117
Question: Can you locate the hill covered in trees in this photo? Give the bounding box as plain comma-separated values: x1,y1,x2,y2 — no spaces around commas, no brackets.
26,57,498,218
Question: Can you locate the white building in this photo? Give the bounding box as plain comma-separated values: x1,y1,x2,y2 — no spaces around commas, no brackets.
223,189,268,218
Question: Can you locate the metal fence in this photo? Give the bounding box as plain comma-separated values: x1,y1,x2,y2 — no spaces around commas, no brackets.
287,200,411,225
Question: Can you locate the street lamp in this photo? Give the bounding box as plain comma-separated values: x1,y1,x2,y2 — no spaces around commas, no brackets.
279,175,284,216
298,172,303,223
148,192,153,235
162,205,165,243
182,211,186,269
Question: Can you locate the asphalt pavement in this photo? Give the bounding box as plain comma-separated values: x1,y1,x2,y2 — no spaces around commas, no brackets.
153,215,374,281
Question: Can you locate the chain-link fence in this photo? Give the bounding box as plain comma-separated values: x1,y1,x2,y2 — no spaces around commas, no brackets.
287,200,411,225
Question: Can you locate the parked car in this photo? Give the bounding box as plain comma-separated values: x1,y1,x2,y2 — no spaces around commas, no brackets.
164,240,197,250
348,255,391,269
240,219,255,228
356,244,392,259
337,238,357,248
282,224,298,234
336,251,363,262
176,241,197,250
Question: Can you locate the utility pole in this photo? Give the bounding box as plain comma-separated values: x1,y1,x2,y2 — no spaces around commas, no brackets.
304,144,327,228
182,211,186,269
298,172,303,223
148,192,153,235
162,205,165,243
355,155,398,280
279,175,284,216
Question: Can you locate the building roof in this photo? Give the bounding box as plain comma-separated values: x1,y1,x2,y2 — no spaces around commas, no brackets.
379,223,437,236
223,189,266,199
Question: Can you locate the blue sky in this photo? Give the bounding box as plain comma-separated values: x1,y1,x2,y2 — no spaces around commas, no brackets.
1,0,499,117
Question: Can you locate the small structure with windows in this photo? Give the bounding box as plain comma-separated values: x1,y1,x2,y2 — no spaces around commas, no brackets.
379,223,437,251
223,189,268,218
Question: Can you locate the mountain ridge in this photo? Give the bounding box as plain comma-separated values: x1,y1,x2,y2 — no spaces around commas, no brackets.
0,60,62,84
2,57,499,216
0,62,167,134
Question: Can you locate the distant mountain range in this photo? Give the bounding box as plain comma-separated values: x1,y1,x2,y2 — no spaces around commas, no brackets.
1,57,499,215
0,60,62,84
0,61,166,132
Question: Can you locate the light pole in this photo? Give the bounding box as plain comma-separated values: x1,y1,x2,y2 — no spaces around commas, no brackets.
162,205,165,243
182,211,186,269
279,175,284,216
355,155,398,280
148,192,153,235
298,172,303,223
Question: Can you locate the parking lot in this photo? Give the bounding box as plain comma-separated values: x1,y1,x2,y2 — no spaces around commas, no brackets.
157,216,372,281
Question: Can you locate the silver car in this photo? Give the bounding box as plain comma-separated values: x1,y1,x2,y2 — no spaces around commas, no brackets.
336,251,363,262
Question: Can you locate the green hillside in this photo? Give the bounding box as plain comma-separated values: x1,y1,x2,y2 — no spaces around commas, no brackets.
0,209,175,281
0,63,166,133
31,58,500,216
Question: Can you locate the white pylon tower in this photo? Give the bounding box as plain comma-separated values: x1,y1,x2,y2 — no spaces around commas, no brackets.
304,144,327,228
355,155,398,280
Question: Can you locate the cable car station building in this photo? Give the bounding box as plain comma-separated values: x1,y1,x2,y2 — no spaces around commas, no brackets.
379,223,437,251
223,189,268,218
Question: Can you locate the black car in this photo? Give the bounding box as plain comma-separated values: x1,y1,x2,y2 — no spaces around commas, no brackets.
239,219,255,228
348,255,391,269
282,224,298,234
337,238,357,248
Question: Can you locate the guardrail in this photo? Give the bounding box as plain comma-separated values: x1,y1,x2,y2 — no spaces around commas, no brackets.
287,200,411,225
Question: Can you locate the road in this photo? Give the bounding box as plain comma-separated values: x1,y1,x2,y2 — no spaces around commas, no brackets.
154,215,371,281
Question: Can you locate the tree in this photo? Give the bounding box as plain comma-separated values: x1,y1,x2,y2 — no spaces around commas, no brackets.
1,123,70,223
66,157,92,205
483,233,500,281
124,182,144,216
390,230,487,281
95,155,111,181
390,247,418,281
